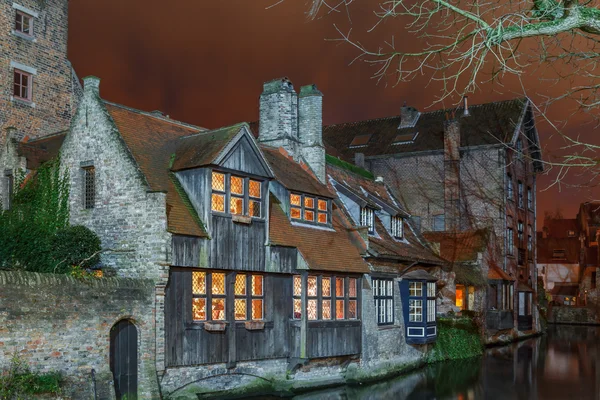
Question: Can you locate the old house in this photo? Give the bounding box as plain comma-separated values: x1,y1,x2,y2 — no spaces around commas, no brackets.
0,72,448,398
322,98,544,336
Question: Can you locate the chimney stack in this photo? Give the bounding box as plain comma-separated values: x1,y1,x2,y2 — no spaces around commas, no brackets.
443,118,461,231
83,76,100,96
399,102,419,128
298,84,326,183
258,77,299,157
463,96,470,117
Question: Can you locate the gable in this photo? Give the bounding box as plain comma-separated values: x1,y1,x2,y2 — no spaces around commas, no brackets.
218,132,273,177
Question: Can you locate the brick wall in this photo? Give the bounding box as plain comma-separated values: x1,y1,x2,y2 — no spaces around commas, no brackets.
0,0,77,140
0,270,160,399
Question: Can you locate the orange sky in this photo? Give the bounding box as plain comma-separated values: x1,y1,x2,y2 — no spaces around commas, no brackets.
67,0,600,228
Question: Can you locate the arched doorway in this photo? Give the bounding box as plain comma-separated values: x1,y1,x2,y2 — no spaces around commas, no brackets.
110,319,138,400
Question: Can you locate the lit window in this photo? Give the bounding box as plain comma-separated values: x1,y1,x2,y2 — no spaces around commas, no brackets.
391,216,403,239
15,10,33,36
83,166,95,209
289,193,329,224
373,278,394,325
192,271,226,321
360,207,374,234
409,282,422,297
211,171,263,218
234,274,264,321
292,274,359,321
13,69,32,101
456,284,465,309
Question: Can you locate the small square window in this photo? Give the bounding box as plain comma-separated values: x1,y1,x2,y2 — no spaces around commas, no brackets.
409,282,422,297
15,11,33,36
13,69,32,102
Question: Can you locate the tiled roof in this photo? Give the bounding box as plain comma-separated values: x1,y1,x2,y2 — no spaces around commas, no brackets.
488,264,515,281
171,123,246,171
268,197,369,273
261,146,334,198
322,98,528,160
536,237,580,264
18,131,67,169
104,102,208,237
423,229,488,263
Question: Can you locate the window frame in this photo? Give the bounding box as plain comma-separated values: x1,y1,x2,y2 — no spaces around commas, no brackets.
82,166,95,210
373,278,394,325
14,10,33,37
527,186,533,210
289,192,330,226
292,274,360,321
192,271,227,322
360,206,375,234
518,221,524,248
390,216,404,239
13,69,33,102
432,214,445,232
234,273,265,321
506,174,514,200
211,170,264,219
507,227,514,255
517,181,524,208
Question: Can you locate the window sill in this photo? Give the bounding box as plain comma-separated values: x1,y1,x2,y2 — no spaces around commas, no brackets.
204,321,228,332
10,96,35,108
11,30,36,42
243,320,265,330
232,215,252,225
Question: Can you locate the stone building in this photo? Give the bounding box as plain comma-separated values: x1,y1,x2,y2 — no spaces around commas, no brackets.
322,98,544,336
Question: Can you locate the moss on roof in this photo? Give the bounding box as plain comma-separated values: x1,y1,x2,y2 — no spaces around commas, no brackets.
326,154,374,179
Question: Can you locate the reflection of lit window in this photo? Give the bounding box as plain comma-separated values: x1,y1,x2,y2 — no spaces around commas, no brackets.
211,170,263,217
192,271,226,321
289,193,329,224
292,274,359,320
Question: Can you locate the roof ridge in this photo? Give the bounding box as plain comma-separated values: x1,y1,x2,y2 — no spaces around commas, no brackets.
324,97,528,128
178,122,248,140
103,100,205,131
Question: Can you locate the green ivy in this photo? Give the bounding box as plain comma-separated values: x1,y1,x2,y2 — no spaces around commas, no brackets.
0,353,62,399
426,317,483,363
0,158,101,274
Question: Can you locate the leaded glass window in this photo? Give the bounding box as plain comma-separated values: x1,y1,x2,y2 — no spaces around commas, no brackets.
211,170,263,218
290,193,329,225
192,271,226,321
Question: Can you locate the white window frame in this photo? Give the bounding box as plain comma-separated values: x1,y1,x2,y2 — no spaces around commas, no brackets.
391,216,403,239
373,278,394,325
360,207,375,234
409,299,423,322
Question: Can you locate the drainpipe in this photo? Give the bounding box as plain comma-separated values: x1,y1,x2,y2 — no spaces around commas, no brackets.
91,368,97,400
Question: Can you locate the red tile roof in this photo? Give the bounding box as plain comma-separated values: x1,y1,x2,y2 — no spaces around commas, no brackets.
104,102,208,237
18,131,67,169
423,229,488,263
268,198,369,274
262,146,334,198
488,264,515,281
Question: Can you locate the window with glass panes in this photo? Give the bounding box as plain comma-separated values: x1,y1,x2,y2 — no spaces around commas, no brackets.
360,207,375,234
234,274,264,320
391,216,403,239
527,186,533,209
507,174,513,199
518,181,524,208
409,282,423,322
427,282,436,322
507,228,514,255
15,10,33,36
192,271,226,321
211,171,262,217
518,221,524,247
373,278,394,325
293,275,358,320
83,166,95,209
289,193,329,224
13,69,32,101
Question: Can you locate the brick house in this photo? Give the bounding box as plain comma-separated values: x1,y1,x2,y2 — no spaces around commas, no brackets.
322,98,544,336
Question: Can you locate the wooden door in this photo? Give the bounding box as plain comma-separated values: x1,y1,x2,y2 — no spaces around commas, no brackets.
110,320,138,400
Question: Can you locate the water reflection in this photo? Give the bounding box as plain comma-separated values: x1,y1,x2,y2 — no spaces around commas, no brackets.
288,325,600,400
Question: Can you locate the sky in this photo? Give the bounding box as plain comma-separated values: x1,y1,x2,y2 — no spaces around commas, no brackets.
67,0,600,228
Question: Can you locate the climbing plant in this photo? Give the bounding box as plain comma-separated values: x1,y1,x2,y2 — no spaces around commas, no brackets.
0,157,101,273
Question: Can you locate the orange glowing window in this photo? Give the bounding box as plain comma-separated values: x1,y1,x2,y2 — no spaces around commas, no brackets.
291,207,301,219
456,284,465,310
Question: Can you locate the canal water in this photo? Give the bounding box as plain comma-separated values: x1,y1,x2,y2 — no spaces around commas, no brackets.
254,325,600,400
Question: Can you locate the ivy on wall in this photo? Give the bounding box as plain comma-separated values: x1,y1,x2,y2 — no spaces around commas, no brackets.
0,158,100,273
427,317,483,363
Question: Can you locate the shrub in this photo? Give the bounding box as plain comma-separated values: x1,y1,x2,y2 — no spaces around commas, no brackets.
51,225,102,270
426,317,483,363
0,353,62,399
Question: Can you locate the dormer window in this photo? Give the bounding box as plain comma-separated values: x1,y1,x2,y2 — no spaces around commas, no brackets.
349,134,371,148
392,132,418,145
360,207,374,234
290,193,329,225
211,171,263,218
391,216,403,239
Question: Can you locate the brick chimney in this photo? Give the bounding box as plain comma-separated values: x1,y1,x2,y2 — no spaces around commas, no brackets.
258,77,300,157
399,102,419,128
444,116,461,231
298,84,325,183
